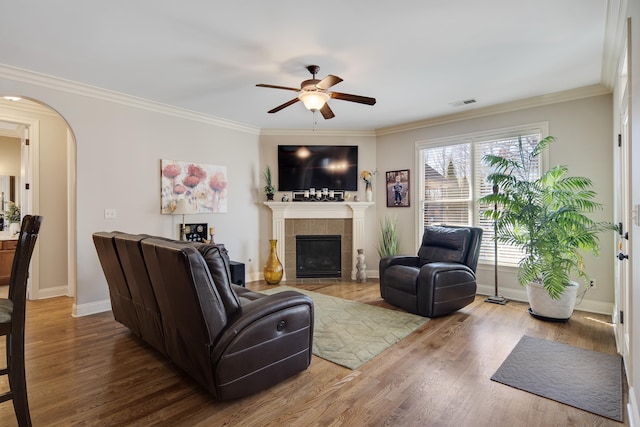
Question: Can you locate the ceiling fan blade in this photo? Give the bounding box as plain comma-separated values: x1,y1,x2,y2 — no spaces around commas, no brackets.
267,98,300,113
316,75,343,90
256,83,301,92
320,103,335,120
330,92,376,105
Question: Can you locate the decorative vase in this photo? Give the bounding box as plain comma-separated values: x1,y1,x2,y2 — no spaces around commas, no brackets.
266,192,274,201
9,222,20,236
365,182,373,202
263,239,283,285
356,249,367,282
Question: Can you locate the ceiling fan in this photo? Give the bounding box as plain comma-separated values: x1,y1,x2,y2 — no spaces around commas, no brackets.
256,65,376,120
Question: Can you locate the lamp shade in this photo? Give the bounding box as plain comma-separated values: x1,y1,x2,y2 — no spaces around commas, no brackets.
172,199,191,215
298,91,330,111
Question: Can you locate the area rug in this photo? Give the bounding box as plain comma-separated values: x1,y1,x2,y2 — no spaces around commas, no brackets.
491,335,623,421
261,286,429,370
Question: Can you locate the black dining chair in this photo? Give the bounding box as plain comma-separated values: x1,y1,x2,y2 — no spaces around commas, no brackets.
0,215,43,427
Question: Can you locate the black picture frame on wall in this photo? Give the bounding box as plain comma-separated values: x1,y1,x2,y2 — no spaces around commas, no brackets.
386,170,410,207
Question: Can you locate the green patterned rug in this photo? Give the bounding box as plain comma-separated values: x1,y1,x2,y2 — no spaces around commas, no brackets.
261,286,429,370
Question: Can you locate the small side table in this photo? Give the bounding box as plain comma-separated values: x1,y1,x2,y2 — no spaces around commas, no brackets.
229,261,245,287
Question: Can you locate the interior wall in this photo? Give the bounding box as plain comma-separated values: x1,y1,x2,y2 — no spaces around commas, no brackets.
376,94,615,313
0,135,20,209
0,135,20,176
0,76,262,312
258,132,378,277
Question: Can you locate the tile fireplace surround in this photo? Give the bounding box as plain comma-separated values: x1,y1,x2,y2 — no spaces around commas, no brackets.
264,202,374,281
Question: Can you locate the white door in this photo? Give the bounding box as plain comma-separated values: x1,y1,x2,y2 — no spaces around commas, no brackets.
615,34,632,376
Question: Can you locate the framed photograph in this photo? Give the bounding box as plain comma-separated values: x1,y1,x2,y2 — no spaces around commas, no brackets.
385,170,410,207
181,223,208,242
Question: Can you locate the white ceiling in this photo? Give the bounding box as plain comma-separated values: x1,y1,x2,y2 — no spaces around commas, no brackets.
0,1,614,131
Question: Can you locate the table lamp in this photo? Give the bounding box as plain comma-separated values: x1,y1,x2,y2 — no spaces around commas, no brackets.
173,199,191,240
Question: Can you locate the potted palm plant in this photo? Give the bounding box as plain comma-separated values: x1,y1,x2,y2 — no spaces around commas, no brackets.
478,136,614,320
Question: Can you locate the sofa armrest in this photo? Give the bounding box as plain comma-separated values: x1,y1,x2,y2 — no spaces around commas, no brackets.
209,290,314,400
379,256,419,297
379,255,419,271
217,290,313,344
417,262,477,316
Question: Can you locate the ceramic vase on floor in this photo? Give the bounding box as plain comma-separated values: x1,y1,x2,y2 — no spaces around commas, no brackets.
264,239,283,285
356,249,367,282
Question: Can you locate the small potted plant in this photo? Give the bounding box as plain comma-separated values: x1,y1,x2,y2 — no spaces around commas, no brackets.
4,201,21,235
478,136,614,320
263,166,275,201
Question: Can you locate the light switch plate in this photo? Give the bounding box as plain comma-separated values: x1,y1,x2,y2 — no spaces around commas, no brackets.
104,208,117,219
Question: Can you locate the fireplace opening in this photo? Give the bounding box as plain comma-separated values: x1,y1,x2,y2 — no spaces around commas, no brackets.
296,235,341,278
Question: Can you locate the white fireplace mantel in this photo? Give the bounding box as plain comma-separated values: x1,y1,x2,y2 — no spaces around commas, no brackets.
264,201,374,280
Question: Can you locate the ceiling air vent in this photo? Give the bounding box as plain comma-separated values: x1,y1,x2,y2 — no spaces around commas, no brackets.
450,98,477,107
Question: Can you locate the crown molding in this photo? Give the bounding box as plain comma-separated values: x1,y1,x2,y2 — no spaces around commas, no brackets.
375,84,611,136
0,64,261,135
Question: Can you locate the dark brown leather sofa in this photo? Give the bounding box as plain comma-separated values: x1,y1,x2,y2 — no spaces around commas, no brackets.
379,225,483,317
93,232,314,400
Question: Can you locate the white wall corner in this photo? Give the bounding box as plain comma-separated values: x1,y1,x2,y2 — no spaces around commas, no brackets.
628,386,639,427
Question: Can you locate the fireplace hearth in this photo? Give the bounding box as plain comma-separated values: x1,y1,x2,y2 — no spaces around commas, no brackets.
296,235,341,278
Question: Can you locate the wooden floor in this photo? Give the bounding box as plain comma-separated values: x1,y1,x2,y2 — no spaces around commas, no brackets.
0,280,627,426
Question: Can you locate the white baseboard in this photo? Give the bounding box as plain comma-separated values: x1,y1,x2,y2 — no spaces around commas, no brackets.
476,284,614,316
73,299,112,317
29,285,70,300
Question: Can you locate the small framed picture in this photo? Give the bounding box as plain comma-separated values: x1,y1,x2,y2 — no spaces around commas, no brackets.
181,223,208,242
386,170,410,207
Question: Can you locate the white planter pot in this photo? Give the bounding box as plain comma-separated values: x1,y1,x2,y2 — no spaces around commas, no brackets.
526,280,579,321
9,222,20,236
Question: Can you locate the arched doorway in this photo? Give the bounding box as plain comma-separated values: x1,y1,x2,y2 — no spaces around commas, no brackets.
0,96,76,301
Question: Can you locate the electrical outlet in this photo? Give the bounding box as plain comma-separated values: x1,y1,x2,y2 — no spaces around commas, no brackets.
104,208,117,219
589,279,596,289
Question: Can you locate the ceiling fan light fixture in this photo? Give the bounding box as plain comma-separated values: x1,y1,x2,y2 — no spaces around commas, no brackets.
298,91,329,111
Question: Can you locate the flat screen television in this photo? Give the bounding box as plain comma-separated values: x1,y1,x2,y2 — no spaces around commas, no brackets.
277,145,358,191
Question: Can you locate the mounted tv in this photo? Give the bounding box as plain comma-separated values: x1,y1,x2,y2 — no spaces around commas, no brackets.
277,145,358,191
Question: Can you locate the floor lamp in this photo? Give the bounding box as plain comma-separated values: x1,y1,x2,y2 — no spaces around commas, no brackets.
485,184,507,305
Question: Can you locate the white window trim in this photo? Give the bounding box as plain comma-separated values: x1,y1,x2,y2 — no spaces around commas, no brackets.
414,122,549,265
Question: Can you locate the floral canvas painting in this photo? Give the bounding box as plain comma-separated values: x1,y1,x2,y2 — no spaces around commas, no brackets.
161,159,228,214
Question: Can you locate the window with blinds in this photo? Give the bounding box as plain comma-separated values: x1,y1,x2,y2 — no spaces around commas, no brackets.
418,125,546,266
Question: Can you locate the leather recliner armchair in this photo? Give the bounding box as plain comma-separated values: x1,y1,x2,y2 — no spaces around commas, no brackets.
379,225,483,317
